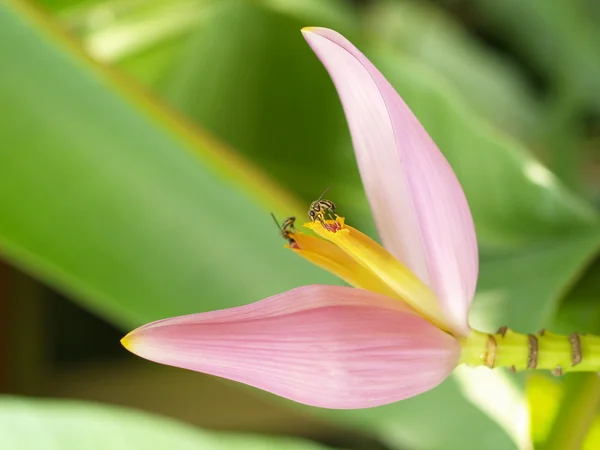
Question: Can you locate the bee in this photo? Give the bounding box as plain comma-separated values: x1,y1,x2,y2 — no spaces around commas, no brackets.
308,185,336,225
271,213,296,245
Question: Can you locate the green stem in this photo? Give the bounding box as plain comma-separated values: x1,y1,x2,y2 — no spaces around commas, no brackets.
460,328,600,374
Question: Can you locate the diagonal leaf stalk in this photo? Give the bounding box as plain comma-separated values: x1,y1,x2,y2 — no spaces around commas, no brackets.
541,374,600,450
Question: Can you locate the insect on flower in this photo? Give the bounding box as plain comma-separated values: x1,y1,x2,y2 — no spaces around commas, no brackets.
308,185,337,227
270,213,297,247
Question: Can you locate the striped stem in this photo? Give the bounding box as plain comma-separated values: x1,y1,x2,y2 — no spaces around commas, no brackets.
459,327,600,374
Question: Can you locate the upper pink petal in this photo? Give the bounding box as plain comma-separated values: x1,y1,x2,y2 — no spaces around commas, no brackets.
123,285,460,409
302,28,478,336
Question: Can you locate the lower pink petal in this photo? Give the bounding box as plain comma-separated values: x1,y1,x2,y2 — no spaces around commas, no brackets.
123,285,460,409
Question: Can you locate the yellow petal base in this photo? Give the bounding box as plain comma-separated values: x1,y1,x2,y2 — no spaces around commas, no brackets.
296,217,450,332
289,232,400,298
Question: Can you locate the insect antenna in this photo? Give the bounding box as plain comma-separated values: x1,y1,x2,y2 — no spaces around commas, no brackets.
270,212,283,232
316,184,332,201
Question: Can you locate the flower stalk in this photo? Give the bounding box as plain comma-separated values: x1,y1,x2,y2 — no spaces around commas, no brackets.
460,328,600,374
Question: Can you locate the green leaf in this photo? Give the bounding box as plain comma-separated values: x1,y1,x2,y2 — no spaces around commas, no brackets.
469,0,600,111
55,0,204,90
528,373,563,449
471,231,600,333
0,396,327,450
364,0,540,138
117,33,190,89
48,0,377,233
160,0,359,201
316,375,519,450
0,1,338,329
541,374,600,450
553,259,600,334
466,0,599,193
33,0,83,12
527,373,600,450
60,0,210,65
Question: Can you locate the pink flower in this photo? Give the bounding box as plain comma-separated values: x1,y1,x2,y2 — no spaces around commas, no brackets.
122,28,478,409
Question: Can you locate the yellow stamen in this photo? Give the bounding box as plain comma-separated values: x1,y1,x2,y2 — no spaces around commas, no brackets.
289,232,401,298
303,217,449,332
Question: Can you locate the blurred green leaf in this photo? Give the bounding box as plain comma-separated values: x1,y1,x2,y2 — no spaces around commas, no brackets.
364,0,540,138
60,0,210,64
117,33,190,88
583,408,600,450
542,374,600,450
470,0,600,111
160,0,358,201
0,396,327,450
527,373,600,450
319,375,519,450
57,0,203,89
34,0,83,12
471,231,600,332
0,1,339,329
465,0,599,194
528,373,562,449
49,0,373,232
552,259,600,334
